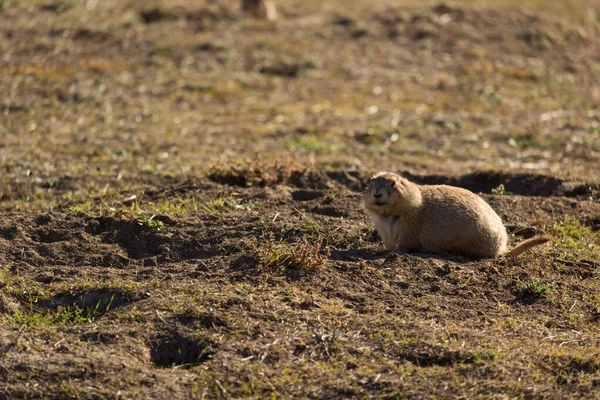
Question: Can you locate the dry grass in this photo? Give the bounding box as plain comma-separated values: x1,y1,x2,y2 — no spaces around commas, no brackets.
208,157,301,187
247,233,330,274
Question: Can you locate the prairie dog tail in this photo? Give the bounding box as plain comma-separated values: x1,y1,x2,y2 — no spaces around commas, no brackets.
504,235,552,258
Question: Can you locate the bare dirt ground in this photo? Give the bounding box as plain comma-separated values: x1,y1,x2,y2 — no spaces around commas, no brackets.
1,0,599,398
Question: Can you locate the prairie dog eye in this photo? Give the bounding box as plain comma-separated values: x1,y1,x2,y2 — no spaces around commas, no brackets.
387,181,396,189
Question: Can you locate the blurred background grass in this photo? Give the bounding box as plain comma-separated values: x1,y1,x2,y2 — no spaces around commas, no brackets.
282,0,600,25
14,0,600,22
445,0,599,24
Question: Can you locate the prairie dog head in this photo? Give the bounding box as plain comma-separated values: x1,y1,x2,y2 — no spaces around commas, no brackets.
363,172,422,215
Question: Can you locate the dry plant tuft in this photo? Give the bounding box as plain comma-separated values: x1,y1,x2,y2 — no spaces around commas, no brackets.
247,233,330,274
208,157,305,187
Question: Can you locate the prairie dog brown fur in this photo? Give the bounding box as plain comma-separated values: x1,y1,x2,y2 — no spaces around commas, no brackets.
363,172,550,258
241,0,277,21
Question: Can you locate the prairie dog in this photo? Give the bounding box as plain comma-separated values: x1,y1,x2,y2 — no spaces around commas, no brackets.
241,0,277,21
363,172,550,258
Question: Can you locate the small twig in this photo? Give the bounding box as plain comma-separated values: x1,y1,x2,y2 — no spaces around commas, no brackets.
155,310,168,324
215,379,229,399
554,258,598,268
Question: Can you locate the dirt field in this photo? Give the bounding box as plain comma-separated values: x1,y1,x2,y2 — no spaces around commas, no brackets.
1,0,599,398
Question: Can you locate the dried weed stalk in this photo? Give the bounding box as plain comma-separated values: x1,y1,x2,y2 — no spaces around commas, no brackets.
247,233,330,274
208,157,306,187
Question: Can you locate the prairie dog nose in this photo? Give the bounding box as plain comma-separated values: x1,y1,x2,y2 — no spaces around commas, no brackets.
373,193,382,198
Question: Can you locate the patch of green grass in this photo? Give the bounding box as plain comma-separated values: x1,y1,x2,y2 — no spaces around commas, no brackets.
502,318,518,331
204,198,237,213
511,134,535,149
14,296,115,326
137,214,165,231
115,307,145,323
553,217,597,249
523,279,551,298
482,91,502,105
59,382,80,398
287,137,326,151
467,349,502,365
45,176,62,188
545,354,600,386
554,219,587,240
69,201,93,212
491,184,512,195
6,286,49,305
149,195,199,215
